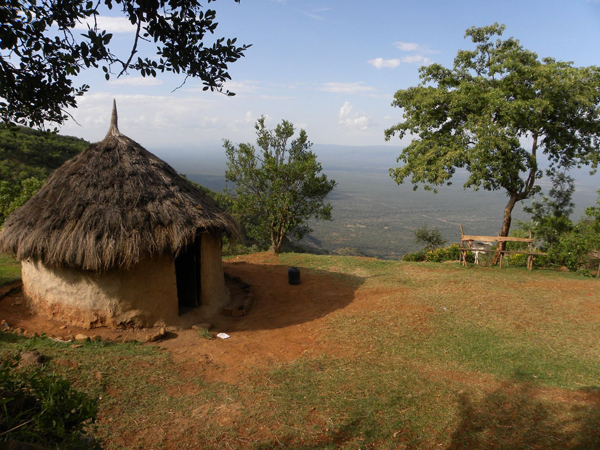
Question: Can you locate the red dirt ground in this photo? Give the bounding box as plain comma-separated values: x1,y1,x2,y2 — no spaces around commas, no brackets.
0,253,361,382
1,254,598,448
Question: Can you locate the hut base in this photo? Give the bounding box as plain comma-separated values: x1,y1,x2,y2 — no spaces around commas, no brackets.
21,254,229,329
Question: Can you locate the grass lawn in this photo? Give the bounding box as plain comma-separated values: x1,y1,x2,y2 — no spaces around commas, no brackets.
0,253,20,286
1,253,599,449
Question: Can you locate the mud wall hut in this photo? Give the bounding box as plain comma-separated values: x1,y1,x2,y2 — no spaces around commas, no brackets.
0,104,240,328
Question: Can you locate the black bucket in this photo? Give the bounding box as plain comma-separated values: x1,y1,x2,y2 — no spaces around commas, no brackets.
288,266,301,285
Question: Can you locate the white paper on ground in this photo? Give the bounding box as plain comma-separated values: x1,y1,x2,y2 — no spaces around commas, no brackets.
216,332,230,339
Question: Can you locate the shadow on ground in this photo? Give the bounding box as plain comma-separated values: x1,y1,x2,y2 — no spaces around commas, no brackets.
446,382,600,450
221,260,363,332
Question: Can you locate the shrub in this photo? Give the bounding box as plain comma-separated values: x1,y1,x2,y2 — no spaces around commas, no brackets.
413,225,447,251
403,244,468,263
0,349,100,449
549,223,600,272
402,251,425,262
424,243,462,262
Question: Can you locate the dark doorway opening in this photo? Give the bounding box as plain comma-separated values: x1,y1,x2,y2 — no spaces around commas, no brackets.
175,232,202,314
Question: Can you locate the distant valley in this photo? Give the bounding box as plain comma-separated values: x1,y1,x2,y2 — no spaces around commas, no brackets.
157,144,600,259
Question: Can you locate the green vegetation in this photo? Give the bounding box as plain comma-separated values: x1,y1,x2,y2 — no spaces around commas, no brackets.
509,181,600,273
385,23,600,256
413,224,447,251
2,0,249,127
403,243,467,263
1,253,599,448
224,117,336,254
0,253,20,286
1,347,99,449
0,125,88,225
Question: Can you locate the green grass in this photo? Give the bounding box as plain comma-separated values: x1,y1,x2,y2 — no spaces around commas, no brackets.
1,253,600,449
0,253,20,286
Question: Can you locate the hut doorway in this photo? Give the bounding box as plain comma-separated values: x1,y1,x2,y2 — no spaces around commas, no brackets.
175,233,202,314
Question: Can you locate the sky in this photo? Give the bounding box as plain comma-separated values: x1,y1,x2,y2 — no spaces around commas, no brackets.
59,0,600,154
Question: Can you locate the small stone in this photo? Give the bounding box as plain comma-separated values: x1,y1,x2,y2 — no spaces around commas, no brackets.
59,325,67,330
75,334,90,341
14,300,22,306
20,350,44,367
0,319,8,328
191,322,213,331
71,344,83,349
145,328,165,342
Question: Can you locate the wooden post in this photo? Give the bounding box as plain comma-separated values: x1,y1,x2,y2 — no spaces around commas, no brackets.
527,230,533,271
459,224,466,267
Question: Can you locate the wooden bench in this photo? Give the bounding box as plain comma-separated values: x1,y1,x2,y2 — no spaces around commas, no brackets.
459,225,547,271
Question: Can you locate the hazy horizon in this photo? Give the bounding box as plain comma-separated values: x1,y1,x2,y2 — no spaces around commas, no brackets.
158,144,600,258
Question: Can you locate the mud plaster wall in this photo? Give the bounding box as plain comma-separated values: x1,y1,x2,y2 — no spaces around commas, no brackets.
199,232,229,316
21,255,178,328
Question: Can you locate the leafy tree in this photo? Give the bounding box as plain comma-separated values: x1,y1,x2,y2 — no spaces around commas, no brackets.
0,177,45,225
413,224,446,251
585,189,600,229
0,125,88,225
224,117,336,254
520,172,575,250
385,23,600,260
1,0,250,127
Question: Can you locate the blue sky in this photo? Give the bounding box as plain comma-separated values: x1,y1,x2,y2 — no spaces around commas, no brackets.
60,0,600,152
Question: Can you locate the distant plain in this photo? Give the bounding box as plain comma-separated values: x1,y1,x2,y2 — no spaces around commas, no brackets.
159,144,600,259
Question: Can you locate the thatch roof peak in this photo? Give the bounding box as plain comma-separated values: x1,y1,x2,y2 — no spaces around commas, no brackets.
0,105,240,271
105,99,121,138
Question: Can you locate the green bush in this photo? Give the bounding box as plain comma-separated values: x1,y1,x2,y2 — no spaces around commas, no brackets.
413,225,446,251
424,243,462,262
549,223,600,272
504,252,551,268
0,349,100,449
403,244,469,263
402,251,425,262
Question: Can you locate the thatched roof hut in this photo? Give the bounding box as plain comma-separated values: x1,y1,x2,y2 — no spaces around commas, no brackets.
0,102,239,328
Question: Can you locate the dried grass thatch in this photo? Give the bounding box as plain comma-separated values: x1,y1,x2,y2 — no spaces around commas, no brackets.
0,103,240,271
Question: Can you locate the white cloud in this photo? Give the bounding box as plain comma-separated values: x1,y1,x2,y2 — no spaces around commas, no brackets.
74,16,137,33
320,82,375,94
394,41,420,52
339,101,353,118
338,101,371,130
368,58,401,69
302,7,332,20
401,55,432,65
107,77,164,87
221,80,261,93
393,41,438,55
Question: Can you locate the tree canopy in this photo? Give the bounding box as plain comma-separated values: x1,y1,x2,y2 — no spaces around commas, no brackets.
224,117,336,254
0,125,89,224
1,0,250,128
385,23,600,251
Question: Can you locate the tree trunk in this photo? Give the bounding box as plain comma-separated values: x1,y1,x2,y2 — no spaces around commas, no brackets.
269,222,285,255
492,193,518,264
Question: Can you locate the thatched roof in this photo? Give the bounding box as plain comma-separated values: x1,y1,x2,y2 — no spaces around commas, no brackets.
0,102,240,271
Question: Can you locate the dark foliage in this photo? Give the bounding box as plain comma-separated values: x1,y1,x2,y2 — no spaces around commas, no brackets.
0,350,100,449
1,0,250,127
